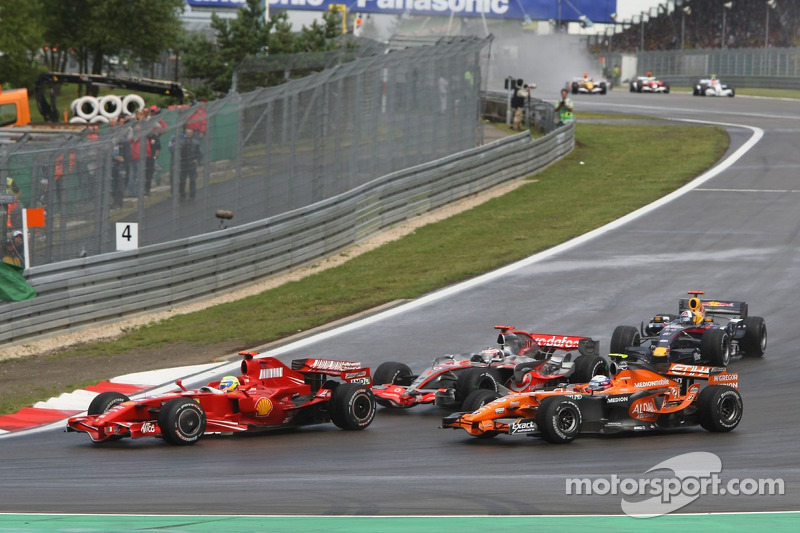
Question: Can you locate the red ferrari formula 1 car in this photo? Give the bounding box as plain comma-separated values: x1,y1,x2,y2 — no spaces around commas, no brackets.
67,351,375,445
442,361,741,443
372,326,607,410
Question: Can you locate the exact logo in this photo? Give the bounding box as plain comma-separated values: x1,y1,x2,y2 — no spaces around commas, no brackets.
510,418,537,434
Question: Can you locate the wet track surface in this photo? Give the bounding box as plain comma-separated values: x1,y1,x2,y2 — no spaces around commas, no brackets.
1,91,798,515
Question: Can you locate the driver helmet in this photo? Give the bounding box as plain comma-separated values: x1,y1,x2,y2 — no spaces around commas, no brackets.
219,375,240,392
680,310,695,324
588,375,611,391
481,348,504,361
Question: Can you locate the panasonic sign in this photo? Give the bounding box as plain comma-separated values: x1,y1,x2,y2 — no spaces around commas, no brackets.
264,0,614,23
355,0,509,15
269,0,510,17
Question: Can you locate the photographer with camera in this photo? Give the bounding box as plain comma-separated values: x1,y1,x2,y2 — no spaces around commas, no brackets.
555,88,575,126
511,80,530,131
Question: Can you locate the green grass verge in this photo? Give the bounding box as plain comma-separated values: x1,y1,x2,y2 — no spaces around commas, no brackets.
0,122,730,415
669,86,800,99
578,111,658,120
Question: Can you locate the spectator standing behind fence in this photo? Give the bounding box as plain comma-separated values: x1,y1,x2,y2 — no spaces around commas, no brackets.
179,127,202,201
167,131,179,188
111,134,130,209
555,88,575,126
127,123,146,197
145,126,162,196
4,177,22,230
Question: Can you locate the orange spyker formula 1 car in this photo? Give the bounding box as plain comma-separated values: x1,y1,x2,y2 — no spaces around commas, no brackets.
442,361,741,443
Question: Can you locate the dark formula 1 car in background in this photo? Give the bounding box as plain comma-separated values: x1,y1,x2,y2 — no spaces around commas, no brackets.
443,361,742,443
694,76,735,97
372,326,607,410
609,291,767,368
67,352,376,445
629,74,670,93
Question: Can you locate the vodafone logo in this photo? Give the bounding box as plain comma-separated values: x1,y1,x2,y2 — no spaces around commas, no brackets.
531,335,582,349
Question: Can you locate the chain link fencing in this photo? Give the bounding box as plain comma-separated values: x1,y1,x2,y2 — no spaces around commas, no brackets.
1,36,491,269
597,47,800,89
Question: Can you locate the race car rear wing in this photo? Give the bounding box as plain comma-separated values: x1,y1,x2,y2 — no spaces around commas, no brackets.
665,363,739,387
679,298,747,318
238,351,371,384
496,328,599,357
528,334,599,357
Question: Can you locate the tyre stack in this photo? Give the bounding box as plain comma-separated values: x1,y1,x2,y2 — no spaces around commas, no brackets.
69,94,147,124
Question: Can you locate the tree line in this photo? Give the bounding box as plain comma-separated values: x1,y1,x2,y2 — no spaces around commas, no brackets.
0,0,345,99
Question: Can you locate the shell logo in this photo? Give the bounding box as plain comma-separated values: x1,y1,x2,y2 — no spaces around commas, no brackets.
255,397,273,416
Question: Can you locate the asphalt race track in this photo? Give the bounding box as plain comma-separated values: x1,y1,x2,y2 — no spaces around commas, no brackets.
1,91,798,516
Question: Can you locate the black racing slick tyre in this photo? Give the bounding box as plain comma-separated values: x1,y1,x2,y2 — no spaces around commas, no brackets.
697,385,743,432
158,398,206,445
609,325,640,354
454,367,501,406
373,361,414,408
87,392,131,441
700,328,731,367
373,361,413,386
462,389,501,412
740,316,767,357
536,396,582,444
87,391,130,415
461,389,501,439
329,383,376,430
571,355,609,384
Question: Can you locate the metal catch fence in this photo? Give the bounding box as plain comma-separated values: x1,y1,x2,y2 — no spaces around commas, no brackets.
0,36,491,269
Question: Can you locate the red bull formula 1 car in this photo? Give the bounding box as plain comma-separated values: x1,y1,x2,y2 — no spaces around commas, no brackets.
442,361,742,443
609,290,767,368
372,326,607,410
67,351,375,445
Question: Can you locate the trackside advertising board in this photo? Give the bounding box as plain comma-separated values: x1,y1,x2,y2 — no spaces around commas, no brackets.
186,0,617,23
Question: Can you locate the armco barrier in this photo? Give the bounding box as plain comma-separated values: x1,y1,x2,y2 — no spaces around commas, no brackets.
0,124,574,344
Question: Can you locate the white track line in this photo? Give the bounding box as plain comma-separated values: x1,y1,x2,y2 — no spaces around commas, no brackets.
0,119,764,438
255,118,763,356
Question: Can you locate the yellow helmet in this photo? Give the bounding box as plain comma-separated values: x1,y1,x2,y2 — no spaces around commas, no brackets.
218,375,240,392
